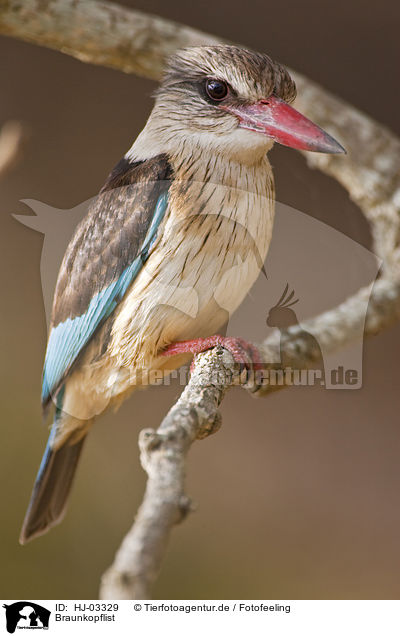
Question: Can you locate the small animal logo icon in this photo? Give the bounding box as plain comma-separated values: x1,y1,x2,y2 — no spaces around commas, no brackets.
266,284,324,373
266,283,299,329
2,602,50,633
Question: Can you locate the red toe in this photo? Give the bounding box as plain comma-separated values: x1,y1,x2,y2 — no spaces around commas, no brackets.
162,335,263,375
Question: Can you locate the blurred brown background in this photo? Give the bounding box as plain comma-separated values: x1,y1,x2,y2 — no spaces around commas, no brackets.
1,0,399,600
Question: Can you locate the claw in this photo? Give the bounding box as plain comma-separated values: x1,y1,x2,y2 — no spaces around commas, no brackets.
162,335,263,383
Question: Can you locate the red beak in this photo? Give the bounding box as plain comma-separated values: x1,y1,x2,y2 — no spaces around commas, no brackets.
225,95,345,154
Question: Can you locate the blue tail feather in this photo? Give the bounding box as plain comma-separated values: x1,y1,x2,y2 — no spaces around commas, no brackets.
20,390,86,544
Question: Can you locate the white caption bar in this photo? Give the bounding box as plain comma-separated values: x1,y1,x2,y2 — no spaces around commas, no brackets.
1,600,399,635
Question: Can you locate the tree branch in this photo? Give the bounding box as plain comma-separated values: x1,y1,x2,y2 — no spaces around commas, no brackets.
0,120,25,178
100,347,232,599
2,0,399,599
0,0,220,79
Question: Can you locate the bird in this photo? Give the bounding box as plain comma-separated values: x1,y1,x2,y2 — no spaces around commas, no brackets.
20,44,345,544
266,283,324,373
266,283,300,329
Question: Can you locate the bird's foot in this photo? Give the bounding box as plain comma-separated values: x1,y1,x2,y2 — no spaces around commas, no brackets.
161,335,263,382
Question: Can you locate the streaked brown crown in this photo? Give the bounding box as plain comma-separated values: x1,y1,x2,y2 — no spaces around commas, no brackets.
159,45,296,104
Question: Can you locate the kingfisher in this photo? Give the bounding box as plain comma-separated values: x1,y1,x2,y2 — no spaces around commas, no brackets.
20,45,344,544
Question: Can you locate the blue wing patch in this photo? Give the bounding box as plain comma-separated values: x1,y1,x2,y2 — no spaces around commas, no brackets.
41,191,169,404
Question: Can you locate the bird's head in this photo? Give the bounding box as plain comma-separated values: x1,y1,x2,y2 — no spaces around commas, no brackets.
147,45,345,164
266,285,299,328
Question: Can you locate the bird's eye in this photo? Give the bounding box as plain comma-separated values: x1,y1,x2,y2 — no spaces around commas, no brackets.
205,78,228,101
